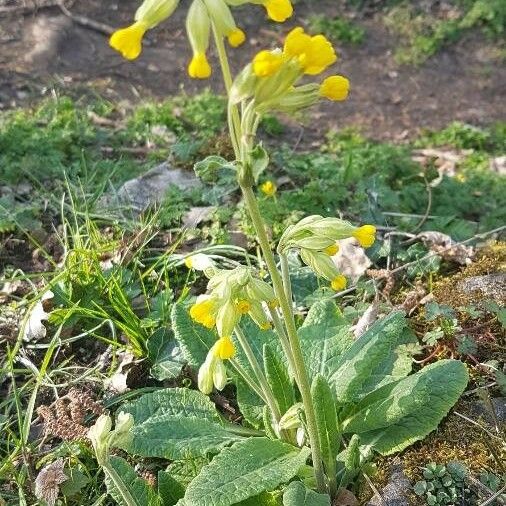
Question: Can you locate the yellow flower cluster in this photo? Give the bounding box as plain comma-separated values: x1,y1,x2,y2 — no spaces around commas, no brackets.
190,266,279,394
109,0,294,79
278,216,377,292
229,26,349,116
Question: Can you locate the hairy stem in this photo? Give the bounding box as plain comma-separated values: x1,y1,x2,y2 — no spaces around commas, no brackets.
102,462,139,506
241,185,327,494
234,325,282,423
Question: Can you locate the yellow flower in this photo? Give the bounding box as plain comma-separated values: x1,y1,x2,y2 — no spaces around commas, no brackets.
353,225,376,248
228,28,246,47
260,180,277,197
253,50,284,77
214,336,236,360
320,76,350,101
188,52,212,78
236,300,252,314
190,297,216,328
283,27,337,75
260,322,273,330
331,275,347,291
109,22,148,60
323,243,339,256
263,0,293,22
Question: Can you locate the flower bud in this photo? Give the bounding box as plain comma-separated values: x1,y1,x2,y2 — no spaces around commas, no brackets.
320,75,350,101
248,300,271,330
185,253,216,277
300,248,340,282
198,355,216,394
246,278,276,304
186,0,211,78
296,427,306,447
230,64,258,104
216,301,240,338
135,0,179,28
213,359,228,390
278,402,304,430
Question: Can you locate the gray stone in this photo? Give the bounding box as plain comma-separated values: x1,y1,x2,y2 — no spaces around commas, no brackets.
457,273,506,302
367,465,411,506
470,397,506,425
102,163,199,216
182,206,216,228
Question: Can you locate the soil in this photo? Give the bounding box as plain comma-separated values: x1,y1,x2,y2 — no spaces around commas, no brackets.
0,0,505,142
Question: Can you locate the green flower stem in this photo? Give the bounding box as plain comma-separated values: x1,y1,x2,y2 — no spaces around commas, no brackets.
241,185,327,494
102,462,139,506
268,306,297,379
234,325,282,424
229,358,267,403
211,24,241,158
280,254,294,312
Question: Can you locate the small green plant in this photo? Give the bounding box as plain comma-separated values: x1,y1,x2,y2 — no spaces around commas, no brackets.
414,461,468,505
309,14,365,45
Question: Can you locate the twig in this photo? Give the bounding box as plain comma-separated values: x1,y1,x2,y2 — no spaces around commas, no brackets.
56,0,114,35
362,471,386,506
467,475,506,505
411,174,432,234
478,484,506,506
0,1,58,16
453,411,504,443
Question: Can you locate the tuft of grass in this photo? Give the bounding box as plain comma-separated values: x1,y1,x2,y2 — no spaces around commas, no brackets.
309,14,365,45
384,0,505,65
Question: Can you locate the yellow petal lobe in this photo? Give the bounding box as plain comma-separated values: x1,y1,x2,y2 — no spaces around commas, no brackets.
109,22,148,60
188,52,212,79
320,76,350,101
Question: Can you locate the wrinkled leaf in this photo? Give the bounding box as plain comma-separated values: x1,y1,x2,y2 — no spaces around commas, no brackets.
283,481,331,506
183,438,310,506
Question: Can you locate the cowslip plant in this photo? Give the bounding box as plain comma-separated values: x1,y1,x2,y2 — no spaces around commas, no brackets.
96,1,470,504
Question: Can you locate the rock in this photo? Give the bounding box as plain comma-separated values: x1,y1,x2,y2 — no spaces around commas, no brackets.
367,465,411,506
332,238,372,282
469,397,506,425
182,206,216,228
457,273,506,303
102,163,199,216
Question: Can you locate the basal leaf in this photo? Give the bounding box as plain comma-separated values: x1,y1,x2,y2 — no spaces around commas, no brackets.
298,300,354,383
147,328,185,381
264,344,295,415
183,438,310,506
311,375,341,479
124,415,246,459
328,311,416,403
158,470,185,506
344,360,468,455
171,303,215,367
235,377,265,429
121,387,221,424
283,481,331,506
106,456,161,506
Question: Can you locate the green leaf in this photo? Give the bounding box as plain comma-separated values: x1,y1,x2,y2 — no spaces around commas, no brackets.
171,303,215,367
235,376,265,429
124,415,246,459
194,155,237,182
283,481,331,506
166,457,209,489
345,360,468,455
158,470,185,505
121,387,221,424
183,438,311,506
328,311,417,403
298,300,354,383
336,435,361,489
311,375,341,478
264,344,295,414
147,328,185,381
106,456,161,506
